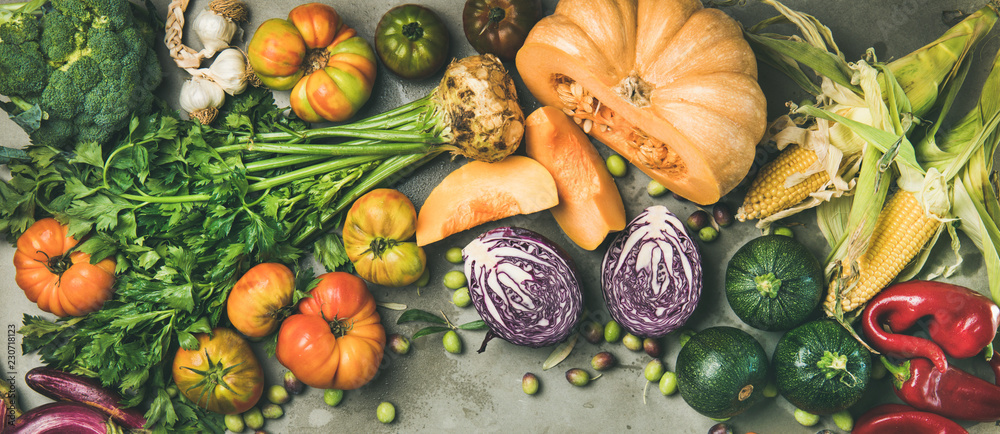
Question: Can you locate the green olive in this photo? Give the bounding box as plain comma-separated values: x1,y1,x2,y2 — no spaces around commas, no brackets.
565,368,591,387
323,389,344,407
242,407,264,430
622,333,643,351
774,226,794,237
445,247,464,264
658,371,677,396
605,154,628,177
267,384,289,405
522,373,540,395
388,333,411,355
224,413,245,433
452,287,471,307
415,267,431,287
262,403,284,419
590,351,617,371
644,359,665,382
832,410,854,431
376,401,396,424
443,270,467,289
647,179,667,197
794,408,820,427
698,226,719,243
443,330,463,354
763,379,779,398
604,320,623,343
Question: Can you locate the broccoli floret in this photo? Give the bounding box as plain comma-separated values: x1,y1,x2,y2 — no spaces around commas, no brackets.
0,0,163,149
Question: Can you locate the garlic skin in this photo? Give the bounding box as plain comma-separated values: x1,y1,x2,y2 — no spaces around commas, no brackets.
193,8,238,57
204,48,249,95
180,77,226,124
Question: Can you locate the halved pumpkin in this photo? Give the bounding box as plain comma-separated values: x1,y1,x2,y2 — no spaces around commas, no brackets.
515,0,767,205
525,106,626,250
416,155,558,246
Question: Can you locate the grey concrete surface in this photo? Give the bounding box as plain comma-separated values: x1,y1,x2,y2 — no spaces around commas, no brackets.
2,0,999,433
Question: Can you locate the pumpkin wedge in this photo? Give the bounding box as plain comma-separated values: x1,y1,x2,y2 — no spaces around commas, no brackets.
515,0,767,205
525,106,626,250
416,155,559,246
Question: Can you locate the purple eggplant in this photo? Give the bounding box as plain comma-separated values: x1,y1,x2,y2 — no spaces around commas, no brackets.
7,401,120,434
25,367,146,430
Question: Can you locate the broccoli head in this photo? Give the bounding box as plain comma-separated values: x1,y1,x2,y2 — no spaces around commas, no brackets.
0,0,163,149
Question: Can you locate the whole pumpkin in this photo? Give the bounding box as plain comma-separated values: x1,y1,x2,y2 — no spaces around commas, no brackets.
247,3,377,122
13,218,116,317
515,0,767,205
275,272,386,390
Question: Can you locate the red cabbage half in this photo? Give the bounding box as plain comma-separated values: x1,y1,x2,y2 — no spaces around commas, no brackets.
463,227,583,351
602,206,702,338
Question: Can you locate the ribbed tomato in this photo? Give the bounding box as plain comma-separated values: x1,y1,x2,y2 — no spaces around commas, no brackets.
275,272,385,390
462,0,542,62
247,3,377,122
226,263,296,337
13,218,116,317
172,328,264,415
343,188,426,287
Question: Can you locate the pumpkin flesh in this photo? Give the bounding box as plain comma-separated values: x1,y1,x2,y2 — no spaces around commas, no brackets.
515,0,767,204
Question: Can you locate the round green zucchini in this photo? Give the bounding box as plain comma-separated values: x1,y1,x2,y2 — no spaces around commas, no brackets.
725,235,824,331
675,326,770,419
773,319,871,415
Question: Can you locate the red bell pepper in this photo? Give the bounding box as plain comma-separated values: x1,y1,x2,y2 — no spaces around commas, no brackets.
882,352,1000,421
853,403,968,434
862,280,1000,372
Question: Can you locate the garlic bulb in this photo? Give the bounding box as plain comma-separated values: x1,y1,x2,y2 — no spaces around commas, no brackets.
179,77,226,125
193,0,248,57
202,48,249,95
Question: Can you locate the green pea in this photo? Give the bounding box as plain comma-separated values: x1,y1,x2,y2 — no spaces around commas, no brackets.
698,226,719,243
443,330,463,354
224,413,245,433
445,247,464,264
414,267,431,287
644,359,665,382
658,371,677,396
832,410,854,431
376,401,396,424
622,333,643,351
647,180,667,197
604,320,623,343
522,373,539,395
774,226,794,238
794,408,820,427
443,270,467,289
606,154,628,177
242,407,264,430
323,389,344,407
452,287,471,307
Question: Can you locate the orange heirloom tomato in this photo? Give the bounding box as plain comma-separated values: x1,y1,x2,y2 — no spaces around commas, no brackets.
343,188,427,287
226,263,296,338
13,218,116,317
172,328,264,414
247,3,377,123
276,272,386,390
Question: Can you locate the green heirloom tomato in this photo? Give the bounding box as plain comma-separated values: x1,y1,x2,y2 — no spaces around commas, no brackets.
462,0,542,62
343,189,427,287
374,4,451,79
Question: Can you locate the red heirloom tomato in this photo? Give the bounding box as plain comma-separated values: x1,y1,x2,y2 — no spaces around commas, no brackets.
226,263,296,337
343,188,426,287
462,0,542,62
13,218,116,317
172,328,264,415
247,3,377,122
276,272,386,390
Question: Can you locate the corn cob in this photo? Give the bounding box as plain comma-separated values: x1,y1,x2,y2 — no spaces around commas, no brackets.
824,189,942,314
739,3,997,224
736,144,829,221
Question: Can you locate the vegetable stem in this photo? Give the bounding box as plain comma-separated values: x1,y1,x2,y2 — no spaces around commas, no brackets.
217,141,435,156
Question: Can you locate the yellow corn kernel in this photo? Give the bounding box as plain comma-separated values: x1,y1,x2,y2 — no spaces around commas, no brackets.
824,190,941,314
737,144,830,221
